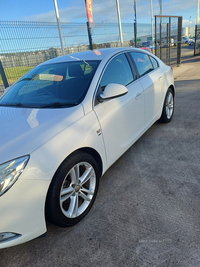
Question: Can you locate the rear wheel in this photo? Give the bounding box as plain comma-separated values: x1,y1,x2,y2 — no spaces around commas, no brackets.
160,88,174,123
46,152,100,227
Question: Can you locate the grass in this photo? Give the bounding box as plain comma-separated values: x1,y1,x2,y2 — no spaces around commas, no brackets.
0,66,33,85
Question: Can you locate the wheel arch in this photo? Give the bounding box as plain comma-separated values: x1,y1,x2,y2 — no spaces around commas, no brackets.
169,84,175,96
75,147,103,177
46,146,103,197
159,85,174,123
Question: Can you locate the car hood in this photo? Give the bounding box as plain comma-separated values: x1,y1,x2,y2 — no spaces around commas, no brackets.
0,105,84,164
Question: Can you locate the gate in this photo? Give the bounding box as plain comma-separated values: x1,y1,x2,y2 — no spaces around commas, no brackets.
155,16,182,66
194,24,200,56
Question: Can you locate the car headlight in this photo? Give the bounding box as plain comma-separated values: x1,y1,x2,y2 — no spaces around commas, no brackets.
0,156,29,196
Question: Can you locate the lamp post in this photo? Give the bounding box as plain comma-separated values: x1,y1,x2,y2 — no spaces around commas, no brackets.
150,0,155,54
133,0,137,47
159,0,162,15
53,0,65,55
102,21,108,44
116,0,123,47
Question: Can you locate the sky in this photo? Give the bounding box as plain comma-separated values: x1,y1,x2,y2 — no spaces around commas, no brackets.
0,0,199,27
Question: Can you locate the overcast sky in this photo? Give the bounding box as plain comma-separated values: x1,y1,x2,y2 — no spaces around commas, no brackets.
0,0,198,27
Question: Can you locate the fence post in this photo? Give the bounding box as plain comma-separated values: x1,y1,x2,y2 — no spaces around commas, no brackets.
194,24,197,56
160,17,162,60
155,16,157,56
86,22,93,50
177,16,182,65
166,23,169,65
169,17,171,66
0,59,9,89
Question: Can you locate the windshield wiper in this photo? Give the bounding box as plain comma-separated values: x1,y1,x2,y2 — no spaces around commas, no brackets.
0,102,79,108
17,78,33,83
38,102,79,108
0,103,26,107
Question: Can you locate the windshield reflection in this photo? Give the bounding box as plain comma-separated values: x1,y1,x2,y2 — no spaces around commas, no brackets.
0,60,100,108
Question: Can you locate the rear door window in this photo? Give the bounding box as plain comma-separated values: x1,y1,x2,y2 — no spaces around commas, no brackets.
130,52,154,77
149,56,159,69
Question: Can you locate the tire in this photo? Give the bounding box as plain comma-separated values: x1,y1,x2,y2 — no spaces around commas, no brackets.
159,88,174,123
46,151,100,227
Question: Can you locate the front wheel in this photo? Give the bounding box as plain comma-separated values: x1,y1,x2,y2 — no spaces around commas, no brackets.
45,152,100,227
160,88,174,123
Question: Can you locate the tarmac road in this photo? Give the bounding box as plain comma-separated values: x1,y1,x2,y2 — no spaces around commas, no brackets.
1,47,200,267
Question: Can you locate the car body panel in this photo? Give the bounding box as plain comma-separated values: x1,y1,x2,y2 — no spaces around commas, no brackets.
141,66,170,127
0,105,84,164
94,80,145,166
0,178,48,249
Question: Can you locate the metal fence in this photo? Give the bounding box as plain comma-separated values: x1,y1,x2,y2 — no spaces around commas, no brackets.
0,19,184,95
194,24,200,56
0,20,142,92
0,21,85,90
155,16,182,66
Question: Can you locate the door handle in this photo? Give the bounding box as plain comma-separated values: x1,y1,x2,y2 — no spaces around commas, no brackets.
135,92,142,100
159,76,163,80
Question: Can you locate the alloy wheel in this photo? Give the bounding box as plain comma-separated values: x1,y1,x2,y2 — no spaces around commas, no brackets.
59,162,96,218
165,91,174,119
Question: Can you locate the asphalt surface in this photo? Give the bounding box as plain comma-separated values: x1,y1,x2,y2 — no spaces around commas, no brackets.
1,46,200,267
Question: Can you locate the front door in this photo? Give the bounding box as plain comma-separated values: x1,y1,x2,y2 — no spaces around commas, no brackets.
94,53,145,167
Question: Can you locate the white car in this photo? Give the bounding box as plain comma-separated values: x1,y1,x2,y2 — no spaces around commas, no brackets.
181,36,189,43
188,38,195,45
0,48,174,248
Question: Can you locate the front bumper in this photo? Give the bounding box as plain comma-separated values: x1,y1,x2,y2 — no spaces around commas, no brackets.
0,178,49,249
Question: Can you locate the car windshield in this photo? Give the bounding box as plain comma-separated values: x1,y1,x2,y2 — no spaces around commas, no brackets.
0,60,100,108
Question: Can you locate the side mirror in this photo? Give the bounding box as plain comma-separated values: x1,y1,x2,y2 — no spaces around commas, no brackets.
97,83,128,102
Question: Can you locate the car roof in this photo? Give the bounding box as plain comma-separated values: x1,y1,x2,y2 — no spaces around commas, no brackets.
41,47,143,65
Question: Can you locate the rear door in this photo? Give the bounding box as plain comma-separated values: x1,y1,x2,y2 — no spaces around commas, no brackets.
129,52,165,127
